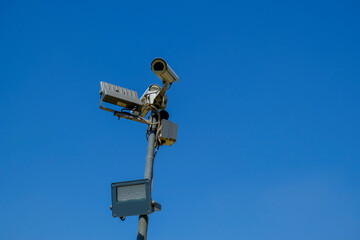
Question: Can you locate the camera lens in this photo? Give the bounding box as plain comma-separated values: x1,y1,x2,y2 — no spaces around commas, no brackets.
153,61,165,71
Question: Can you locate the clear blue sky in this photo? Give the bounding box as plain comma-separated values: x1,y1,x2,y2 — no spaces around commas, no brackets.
1,0,359,239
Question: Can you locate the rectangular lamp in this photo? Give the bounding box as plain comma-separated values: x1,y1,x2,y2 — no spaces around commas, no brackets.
111,179,152,218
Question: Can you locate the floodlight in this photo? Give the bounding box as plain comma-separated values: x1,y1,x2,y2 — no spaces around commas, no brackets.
99,81,150,123
111,179,154,218
100,81,143,110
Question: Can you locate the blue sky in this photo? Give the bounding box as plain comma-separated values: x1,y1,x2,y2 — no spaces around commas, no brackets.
1,0,359,239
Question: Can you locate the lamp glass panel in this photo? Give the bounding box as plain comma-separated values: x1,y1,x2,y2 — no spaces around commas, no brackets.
116,184,146,202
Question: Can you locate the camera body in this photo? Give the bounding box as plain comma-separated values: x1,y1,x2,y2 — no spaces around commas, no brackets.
140,84,161,105
151,58,179,85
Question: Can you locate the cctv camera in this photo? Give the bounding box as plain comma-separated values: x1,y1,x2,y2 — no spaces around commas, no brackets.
151,58,179,85
138,84,167,117
140,84,162,105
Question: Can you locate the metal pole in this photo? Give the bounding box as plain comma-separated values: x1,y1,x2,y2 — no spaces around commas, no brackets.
137,111,158,240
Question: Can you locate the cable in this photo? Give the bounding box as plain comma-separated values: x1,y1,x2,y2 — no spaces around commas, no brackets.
143,106,163,148
153,145,160,157
120,108,130,113
151,106,162,148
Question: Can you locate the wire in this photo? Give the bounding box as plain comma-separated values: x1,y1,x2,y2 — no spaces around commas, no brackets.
151,106,162,148
138,106,160,125
167,83,172,90
155,123,163,147
120,108,130,112
144,106,163,149
153,145,160,157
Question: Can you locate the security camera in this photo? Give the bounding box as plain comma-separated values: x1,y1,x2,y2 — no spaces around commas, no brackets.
140,84,162,105
138,84,167,117
151,58,179,85
99,59,179,123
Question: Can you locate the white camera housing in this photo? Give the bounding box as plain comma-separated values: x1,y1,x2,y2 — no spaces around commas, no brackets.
140,84,161,105
137,84,167,117
151,58,179,85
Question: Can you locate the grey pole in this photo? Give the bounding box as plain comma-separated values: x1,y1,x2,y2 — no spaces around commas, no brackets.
137,111,158,240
